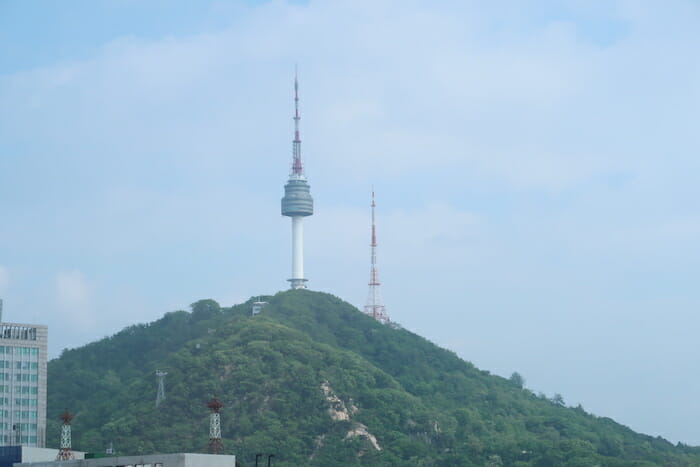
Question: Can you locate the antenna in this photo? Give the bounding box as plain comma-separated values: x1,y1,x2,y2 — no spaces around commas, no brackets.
56,410,75,460
364,188,390,323
155,370,167,407
291,69,303,176
208,397,224,454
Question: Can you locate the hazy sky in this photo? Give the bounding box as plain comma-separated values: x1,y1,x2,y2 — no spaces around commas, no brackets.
1,0,699,445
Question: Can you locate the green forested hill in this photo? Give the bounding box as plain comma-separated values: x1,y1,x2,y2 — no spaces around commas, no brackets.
48,290,700,466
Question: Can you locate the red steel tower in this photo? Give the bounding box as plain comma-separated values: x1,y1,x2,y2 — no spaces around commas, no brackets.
56,410,75,460
364,189,390,323
207,397,223,454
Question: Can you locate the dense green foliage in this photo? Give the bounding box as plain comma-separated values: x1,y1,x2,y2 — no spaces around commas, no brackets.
48,290,700,466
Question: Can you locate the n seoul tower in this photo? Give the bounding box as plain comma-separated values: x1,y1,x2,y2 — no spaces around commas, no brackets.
281,74,314,289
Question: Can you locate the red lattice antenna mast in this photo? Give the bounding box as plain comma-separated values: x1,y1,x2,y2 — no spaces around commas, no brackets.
208,397,224,454
291,69,304,177
364,188,390,323
56,410,75,460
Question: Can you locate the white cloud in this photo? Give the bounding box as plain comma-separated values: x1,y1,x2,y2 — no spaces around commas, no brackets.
55,270,90,310
387,204,478,248
53,270,101,332
4,0,697,191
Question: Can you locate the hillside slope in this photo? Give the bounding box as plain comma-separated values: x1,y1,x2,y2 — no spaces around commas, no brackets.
48,290,700,466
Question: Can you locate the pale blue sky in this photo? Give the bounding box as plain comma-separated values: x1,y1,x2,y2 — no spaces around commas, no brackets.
1,0,699,445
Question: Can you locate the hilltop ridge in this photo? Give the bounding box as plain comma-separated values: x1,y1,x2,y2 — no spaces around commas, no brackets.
47,290,700,466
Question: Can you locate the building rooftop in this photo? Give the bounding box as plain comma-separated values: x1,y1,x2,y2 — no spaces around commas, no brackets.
15,452,237,467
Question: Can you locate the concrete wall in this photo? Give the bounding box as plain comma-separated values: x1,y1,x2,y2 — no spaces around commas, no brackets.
20,448,84,462
19,448,56,462
15,453,235,467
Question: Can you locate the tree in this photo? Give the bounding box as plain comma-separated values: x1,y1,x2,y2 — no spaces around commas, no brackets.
509,372,525,389
190,299,221,321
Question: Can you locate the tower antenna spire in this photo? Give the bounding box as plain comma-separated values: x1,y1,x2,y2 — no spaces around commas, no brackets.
292,67,303,176
364,188,390,323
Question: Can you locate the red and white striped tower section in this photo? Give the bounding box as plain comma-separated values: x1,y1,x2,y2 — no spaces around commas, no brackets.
207,397,224,454
364,189,390,323
56,410,75,460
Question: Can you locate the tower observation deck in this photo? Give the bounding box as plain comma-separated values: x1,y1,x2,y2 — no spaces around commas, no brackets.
281,74,313,289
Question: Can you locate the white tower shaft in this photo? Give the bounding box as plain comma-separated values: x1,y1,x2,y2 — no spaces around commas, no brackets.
291,216,305,286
